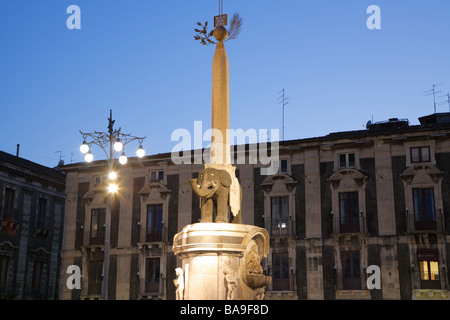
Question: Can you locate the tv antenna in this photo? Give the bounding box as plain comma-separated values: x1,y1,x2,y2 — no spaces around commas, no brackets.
437,92,450,112
423,83,442,114
54,150,66,165
277,89,289,141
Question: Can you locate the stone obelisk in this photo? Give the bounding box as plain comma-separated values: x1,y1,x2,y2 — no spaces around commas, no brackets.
207,26,241,220
210,27,230,166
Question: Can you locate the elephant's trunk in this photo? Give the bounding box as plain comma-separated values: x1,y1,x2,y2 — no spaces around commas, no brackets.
189,178,212,198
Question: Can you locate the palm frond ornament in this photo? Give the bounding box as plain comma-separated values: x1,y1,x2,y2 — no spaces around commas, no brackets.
194,12,243,46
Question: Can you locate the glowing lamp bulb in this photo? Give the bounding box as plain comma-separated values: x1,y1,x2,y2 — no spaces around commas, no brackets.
136,146,145,158
84,151,93,163
80,141,89,154
114,140,123,152
109,171,117,180
108,183,118,193
119,152,127,165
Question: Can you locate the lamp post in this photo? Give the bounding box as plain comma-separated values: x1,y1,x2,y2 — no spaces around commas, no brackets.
79,109,146,300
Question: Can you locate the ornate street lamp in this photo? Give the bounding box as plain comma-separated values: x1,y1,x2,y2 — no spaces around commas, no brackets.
79,109,146,300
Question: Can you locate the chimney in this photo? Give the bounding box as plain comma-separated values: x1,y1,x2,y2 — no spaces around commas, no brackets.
16,144,20,157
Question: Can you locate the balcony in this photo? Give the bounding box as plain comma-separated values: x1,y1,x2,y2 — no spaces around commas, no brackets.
264,220,295,237
332,215,367,234
140,226,168,244
86,231,105,246
406,208,445,232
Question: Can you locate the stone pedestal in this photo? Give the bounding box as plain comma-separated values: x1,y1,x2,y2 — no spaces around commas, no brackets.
172,223,271,300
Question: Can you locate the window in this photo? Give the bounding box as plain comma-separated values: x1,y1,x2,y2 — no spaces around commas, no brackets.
35,198,47,228
4,188,14,213
0,255,9,292
271,197,289,236
88,260,103,295
279,159,288,173
150,171,164,182
339,192,359,233
342,251,361,290
417,250,440,289
413,188,436,230
90,208,106,244
411,147,430,163
147,204,163,241
272,253,289,291
31,259,44,293
338,153,356,169
93,176,103,188
145,258,160,293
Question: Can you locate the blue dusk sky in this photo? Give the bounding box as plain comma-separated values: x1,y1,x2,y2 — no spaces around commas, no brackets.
0,0,449,168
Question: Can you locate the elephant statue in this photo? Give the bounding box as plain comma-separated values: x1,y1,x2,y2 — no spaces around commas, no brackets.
189,167,242,224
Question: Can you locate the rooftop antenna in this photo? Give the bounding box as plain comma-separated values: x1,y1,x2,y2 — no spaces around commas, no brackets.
423,83,442,114
277,89,289,141
54,150,66,165
437,92,450,112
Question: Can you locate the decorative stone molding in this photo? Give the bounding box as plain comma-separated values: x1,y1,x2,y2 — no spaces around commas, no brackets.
336,289,371,300
327,169,367,189
260,174,297,193
139,182,171,201
413,289,450,300
82,189,108,205
400,164,444,184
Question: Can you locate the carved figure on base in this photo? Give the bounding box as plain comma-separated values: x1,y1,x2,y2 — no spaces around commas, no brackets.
173,267,184,300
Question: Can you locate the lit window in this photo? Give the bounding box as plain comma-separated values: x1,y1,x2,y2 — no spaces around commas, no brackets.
417,250,441,289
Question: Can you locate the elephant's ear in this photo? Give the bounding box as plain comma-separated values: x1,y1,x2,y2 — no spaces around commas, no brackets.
219,170,232,188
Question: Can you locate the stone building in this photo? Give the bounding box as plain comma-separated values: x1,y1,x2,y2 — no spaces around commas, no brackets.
0,150,66,299
59,112,450,300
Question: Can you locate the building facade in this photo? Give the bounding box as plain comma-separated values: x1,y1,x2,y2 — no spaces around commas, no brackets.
0,151,66,299
59,113,450,300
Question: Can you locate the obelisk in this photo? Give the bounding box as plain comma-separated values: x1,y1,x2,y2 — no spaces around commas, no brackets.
210,26,230,166
207,26,241,219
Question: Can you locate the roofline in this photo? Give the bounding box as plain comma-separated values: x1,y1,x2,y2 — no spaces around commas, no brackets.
61,122,450,171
